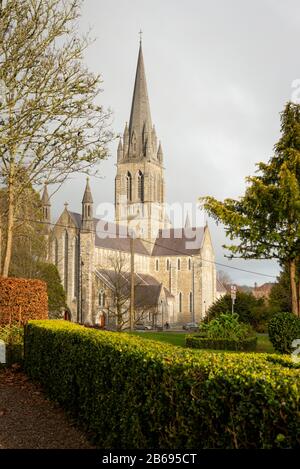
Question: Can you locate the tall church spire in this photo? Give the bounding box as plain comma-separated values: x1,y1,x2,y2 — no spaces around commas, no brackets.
128,41,152,158
82,177,93,231
115,38,170,243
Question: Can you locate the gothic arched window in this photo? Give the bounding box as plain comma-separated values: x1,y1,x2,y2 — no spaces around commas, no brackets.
127,172,132,202
155,259,159,271
64,231,69,293
188,258,192,270
179,292,182,313
156,176,160,201
177,258,181,270
166,259,170,271
138,170,144,202
189,292,193,313
99,290,106,308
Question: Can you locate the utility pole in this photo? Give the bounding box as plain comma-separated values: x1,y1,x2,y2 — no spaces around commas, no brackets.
192,259,195,323
130,235,135,332
127,213,137,332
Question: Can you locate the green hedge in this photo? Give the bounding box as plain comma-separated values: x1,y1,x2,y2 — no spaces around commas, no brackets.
24,320,300,449
185,335,257,351
268,312,300,354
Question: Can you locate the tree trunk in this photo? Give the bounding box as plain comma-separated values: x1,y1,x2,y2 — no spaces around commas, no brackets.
290,259,299,316
2,177,15,277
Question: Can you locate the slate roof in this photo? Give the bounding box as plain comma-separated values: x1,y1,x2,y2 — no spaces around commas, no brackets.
134,284,163,308
95,269,173,308
151,227,205,256
68,212,205,258
69,212,149,256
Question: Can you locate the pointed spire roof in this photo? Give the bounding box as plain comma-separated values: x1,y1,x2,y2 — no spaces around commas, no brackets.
157,141,163,160
41,184,50,205
129,41,152,143
185,212,191,229
118,137,123,151
124,121,129,135
82,177,93,204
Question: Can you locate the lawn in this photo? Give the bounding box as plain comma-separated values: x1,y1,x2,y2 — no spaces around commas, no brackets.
130,331,275,353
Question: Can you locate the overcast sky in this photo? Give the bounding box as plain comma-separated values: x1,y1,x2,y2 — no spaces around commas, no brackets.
50,0,300,285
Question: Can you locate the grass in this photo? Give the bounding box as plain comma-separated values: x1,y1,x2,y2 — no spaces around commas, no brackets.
129,331,275,353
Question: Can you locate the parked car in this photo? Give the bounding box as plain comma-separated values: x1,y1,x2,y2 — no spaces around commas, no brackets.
134,324,153,331
182,322,199,331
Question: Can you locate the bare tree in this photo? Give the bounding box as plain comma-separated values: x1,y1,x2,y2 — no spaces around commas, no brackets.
217,270,232,290
0,169,47,276
101,253,150,331
0,0,114,276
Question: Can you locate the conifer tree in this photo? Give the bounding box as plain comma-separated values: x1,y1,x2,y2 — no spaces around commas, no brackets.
201,102,300,316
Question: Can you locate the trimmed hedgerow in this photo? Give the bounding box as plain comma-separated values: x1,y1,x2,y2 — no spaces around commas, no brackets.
268,312,300,354
24,320,300,449
185,335,257,351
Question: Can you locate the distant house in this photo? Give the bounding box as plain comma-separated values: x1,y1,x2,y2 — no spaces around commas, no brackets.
252,282,275,300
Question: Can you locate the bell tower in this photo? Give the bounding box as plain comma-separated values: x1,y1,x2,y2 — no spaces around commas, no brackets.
115,38,169,245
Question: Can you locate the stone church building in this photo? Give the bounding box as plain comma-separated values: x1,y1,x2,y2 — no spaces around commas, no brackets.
42,41,218,327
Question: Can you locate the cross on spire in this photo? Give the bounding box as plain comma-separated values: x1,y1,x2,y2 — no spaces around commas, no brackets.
139,29,143,44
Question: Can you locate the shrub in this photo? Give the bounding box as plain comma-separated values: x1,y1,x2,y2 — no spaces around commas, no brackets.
187,314,257,351
0,276,48,325
24,320,300,449
206,292,273,331
200,313,255,341
33,263,66,317
0,324,24,345
186,335,257,351
268,312,300,354
0,324,24,366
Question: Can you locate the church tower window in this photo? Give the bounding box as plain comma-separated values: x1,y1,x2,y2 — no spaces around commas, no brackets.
155,259,159,271
179,292,182,313
177,258,181,270
188,258,192,270
127,172,132,201
138,170,144,202
166,259,170,271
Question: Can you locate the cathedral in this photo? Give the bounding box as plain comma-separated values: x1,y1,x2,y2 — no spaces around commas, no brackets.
42,40,218,328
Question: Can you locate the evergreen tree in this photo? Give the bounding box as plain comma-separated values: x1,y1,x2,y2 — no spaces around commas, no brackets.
206,291,271,331
34,262,66,316
201,102,300,316
269,267,292,313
